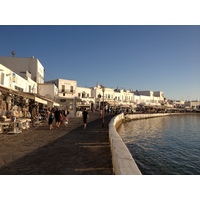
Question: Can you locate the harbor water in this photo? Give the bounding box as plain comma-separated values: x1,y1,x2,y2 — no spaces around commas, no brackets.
117,114,200,175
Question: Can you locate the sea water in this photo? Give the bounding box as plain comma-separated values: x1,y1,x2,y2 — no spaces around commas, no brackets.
117,114,200,175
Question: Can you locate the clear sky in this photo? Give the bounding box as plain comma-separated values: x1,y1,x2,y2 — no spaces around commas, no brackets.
0,25,199,100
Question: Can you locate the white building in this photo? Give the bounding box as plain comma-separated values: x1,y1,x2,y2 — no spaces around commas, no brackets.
184,100,200,109
0,56,45,84
45,78,77,97
91,84,135,110
91,84,115,109
38,83,58,100
0,62,62,112
45,79,77,115
0,63,48,122
0,63,37,93
76,86,94,110
37,83,60,108
134,90,165,106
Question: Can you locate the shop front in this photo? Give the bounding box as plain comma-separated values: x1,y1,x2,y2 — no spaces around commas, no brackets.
0,86,49,134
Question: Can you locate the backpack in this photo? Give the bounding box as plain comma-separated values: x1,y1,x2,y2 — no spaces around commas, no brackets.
49,113,54,119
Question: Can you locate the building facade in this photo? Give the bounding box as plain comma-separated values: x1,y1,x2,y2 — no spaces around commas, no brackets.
0,56,45,84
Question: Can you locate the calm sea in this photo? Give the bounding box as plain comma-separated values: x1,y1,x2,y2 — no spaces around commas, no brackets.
117,114,200,175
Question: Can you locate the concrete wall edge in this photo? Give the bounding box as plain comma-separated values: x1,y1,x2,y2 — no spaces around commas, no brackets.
109,113,142,175
109,113,181,175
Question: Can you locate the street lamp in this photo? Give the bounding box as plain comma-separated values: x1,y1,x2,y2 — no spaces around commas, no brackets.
114,97,116,115
102,86,105,127
98,93,101,110
73,97,77,117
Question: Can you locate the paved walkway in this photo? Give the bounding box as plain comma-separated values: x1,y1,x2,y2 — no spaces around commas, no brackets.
0,111,114,175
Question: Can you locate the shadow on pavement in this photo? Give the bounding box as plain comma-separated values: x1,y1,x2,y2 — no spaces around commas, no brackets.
0,115,114,175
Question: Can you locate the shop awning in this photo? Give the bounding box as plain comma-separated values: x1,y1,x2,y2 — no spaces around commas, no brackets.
35,96,48,105
36,95,60,107
0,86,58,106
53,102,60,107
77,105,91,107
21,92,35,100
0,86,35,100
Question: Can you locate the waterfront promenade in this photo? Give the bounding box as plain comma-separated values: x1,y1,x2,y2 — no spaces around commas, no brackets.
0,111,113,175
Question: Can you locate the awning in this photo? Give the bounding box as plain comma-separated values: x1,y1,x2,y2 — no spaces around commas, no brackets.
37,96,60,107
0,86,35,100
22,92,35,100
35,96,48,105
0,86,57,106
53,102,60,107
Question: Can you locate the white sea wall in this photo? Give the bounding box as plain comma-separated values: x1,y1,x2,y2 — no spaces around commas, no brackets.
126,113,172,120
109,113,142,175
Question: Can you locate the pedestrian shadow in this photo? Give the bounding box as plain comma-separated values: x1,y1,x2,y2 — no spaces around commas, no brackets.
0,115,113,175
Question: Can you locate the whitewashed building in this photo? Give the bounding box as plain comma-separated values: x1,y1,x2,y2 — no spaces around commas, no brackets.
91,84,135,110
0,57,58,107
76,86,94,110
37,83,60,107
45,79,77,115
38,83,58,100
0,56,45,84
0,63,47,126
0,63,37,93
134,90,165,106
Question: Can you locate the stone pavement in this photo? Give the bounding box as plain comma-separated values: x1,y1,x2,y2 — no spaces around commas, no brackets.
0,111,114,175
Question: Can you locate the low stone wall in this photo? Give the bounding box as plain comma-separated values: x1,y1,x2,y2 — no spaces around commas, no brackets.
125,113,172,120
109,113,142,175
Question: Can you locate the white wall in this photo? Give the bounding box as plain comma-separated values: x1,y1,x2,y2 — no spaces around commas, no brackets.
109,113,142,175
0,56,44,84
58,79,77,98
38,83,58,100
0,63,37,93
0,63,12,87
76,86,92,98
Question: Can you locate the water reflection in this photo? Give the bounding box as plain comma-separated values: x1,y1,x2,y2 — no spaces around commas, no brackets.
118,114,200,175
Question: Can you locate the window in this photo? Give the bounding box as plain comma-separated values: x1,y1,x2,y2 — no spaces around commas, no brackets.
29,85,31,92
15,86,23,92
0,73,4,85
62,85,65,92
60,99,66,102
82,92,86,98
70,86,73,93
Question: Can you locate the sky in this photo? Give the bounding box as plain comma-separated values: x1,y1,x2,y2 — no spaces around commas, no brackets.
0,25,199,100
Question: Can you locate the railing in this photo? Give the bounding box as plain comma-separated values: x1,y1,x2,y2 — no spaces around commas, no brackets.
59,89,75,94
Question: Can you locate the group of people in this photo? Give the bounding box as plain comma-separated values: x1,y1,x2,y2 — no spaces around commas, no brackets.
47,107,90,131
48,108,69,130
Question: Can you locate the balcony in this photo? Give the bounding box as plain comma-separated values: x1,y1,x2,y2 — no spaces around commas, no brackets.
59,89,75,94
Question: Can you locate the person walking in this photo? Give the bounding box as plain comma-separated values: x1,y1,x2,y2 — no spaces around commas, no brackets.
54,108,61,129
82,108,89,130
60,110,66,127
48,111,54,130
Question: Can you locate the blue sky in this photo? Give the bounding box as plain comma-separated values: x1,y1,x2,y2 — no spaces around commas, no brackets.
0,25,200,100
